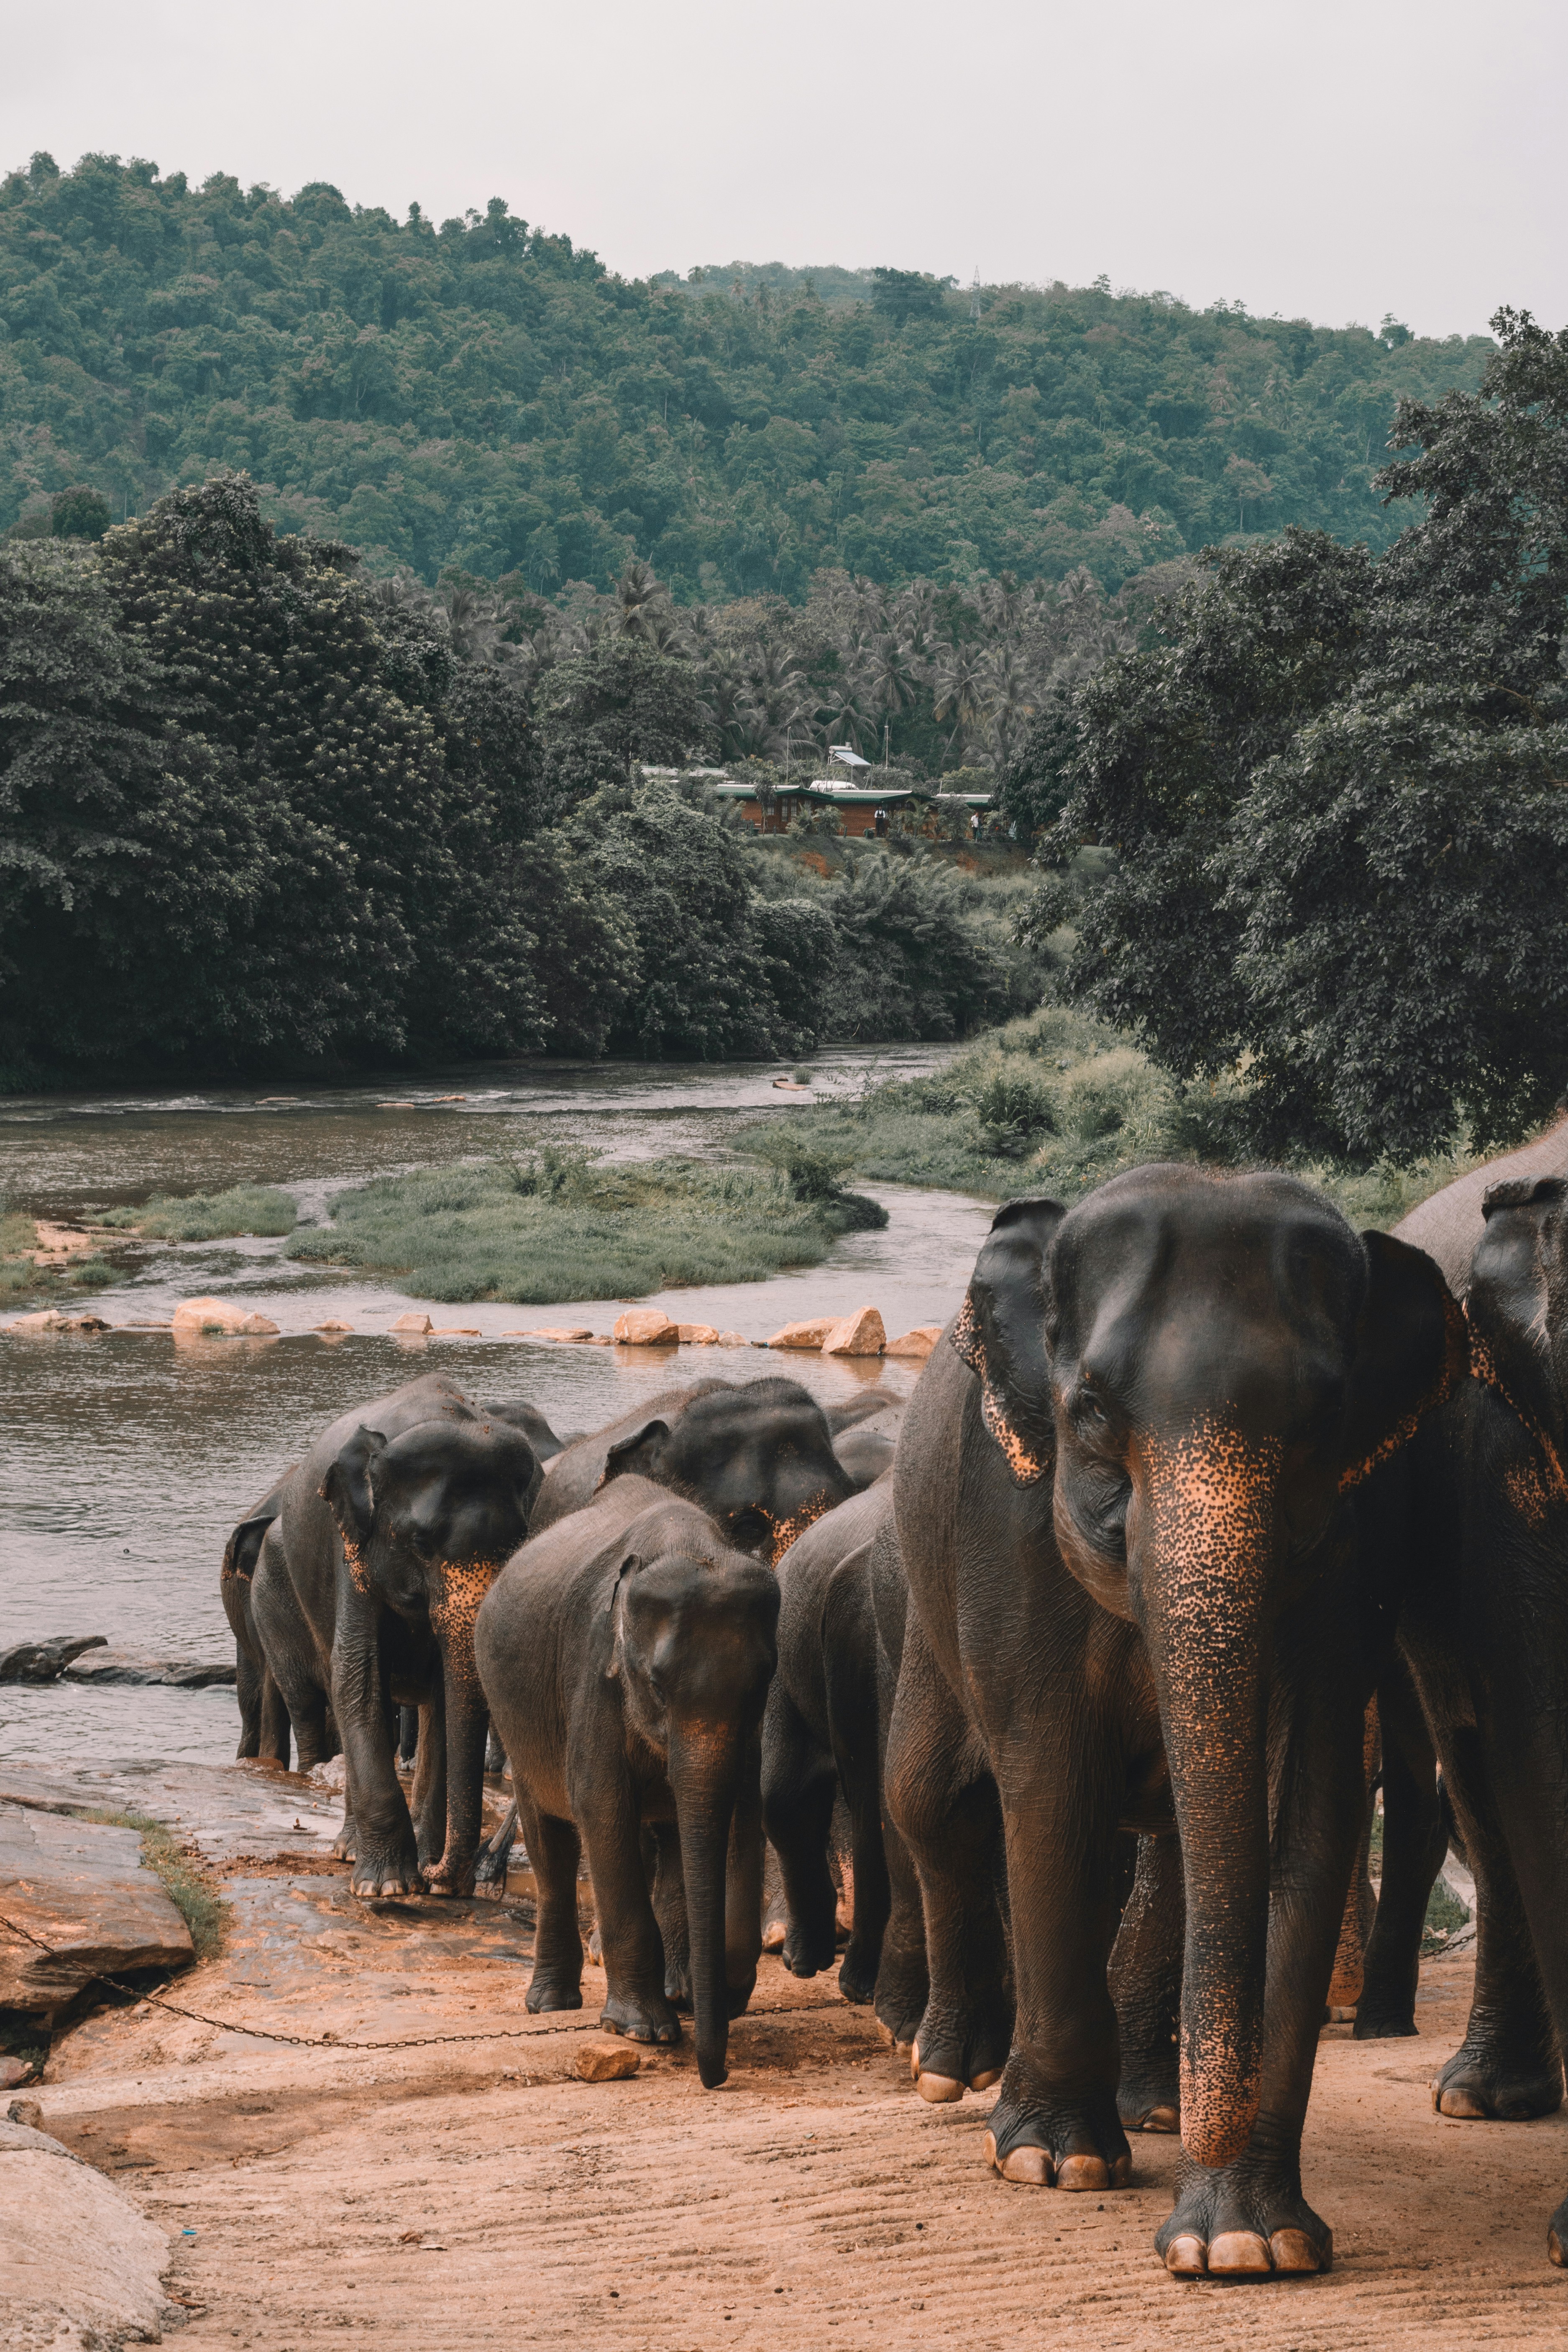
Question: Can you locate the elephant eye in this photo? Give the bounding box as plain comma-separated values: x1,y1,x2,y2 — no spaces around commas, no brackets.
1071,1380,1110,1431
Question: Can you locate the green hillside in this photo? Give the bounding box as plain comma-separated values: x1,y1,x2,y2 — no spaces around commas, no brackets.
2,151,1493,599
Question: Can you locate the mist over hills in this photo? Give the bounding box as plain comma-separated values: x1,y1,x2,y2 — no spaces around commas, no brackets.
2,149,1493,597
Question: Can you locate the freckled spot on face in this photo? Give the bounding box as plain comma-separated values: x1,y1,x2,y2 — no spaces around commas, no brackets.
1339,1283,1468,1492
761,1492,833,1565
341,1538,373,1598
949,1293,1049,1487
428,1560,506,1684
1466,1311,1568,1510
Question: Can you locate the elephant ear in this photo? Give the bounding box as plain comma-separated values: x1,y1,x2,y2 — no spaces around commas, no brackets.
320,1426,388,1547
1338,1233,1467,1492
603,1543,649,1678
221,1512,277,1586
949,1195,1067,1487
599,1419,671,1489
1465,1177,1568,1487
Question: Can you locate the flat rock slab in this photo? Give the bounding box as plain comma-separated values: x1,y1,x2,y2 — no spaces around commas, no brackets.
63,1648,236,1687
0,2116,173,2347
0,1635,107,1684
0,1801,193,2019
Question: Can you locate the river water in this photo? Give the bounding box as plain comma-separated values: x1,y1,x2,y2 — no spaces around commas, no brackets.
0,1047,993,1768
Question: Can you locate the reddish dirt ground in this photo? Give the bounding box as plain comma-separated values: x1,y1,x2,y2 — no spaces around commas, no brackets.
17,1761,1568,2349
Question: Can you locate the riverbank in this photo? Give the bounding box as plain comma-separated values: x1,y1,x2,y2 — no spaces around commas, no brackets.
8,1756,1563,2351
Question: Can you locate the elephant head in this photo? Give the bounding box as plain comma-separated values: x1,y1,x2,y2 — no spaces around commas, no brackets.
599,1379,856,1564
958,1167,1463,2170
320,1414,539,1891
607,1510,780,2086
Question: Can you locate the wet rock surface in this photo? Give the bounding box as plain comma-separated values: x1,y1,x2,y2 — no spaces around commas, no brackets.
0,1799,194,2019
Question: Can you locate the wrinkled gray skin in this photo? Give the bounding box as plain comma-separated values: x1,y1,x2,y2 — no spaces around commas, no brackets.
1395,1111,1568,1293
476,1477,779,2088
761,1481,902,2005
270,1375,538,1898
529,1378,855,1564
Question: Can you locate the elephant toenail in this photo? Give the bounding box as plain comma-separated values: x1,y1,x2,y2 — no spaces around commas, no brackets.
1548,2227,1565,2268
1438,2087,1488,2118
916,2072,964,2104
1268,2228,1325,2273
1164,2234,1207,2276
969,2068,1003,2091
1139,2104,1179,2133
1207,2230,1273,2274
999,2146,1053,2186
1055,2154,1109,2192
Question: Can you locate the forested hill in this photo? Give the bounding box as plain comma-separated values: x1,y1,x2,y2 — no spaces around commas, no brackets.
2,149,1493,599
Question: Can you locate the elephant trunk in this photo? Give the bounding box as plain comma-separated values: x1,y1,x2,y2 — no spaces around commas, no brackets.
670,1724,745,2090
1137,1421,1279,2170
430,1562,501,1893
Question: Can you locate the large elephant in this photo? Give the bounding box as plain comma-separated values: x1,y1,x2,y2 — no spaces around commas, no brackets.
476,1476,779,2088
1394,1174,1568,2263
886,1168,1462,2278
269,1373,539,1898
529,1377,856,1562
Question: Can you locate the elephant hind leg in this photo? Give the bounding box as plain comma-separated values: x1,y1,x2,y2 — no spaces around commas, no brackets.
1110,1832,1182,2132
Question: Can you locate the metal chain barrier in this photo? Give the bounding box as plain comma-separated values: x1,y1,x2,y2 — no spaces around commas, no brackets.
0,1909,879,2057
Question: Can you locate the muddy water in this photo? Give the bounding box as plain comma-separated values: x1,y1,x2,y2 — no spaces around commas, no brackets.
0,1046,993,1766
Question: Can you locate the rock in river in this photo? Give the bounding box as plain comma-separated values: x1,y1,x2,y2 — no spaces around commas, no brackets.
0,1635,106,1685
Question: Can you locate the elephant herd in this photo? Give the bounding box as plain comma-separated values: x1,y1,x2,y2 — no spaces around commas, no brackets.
219,1145,1568,2285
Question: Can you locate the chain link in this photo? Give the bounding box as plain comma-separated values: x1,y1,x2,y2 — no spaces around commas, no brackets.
1,1910,876,2056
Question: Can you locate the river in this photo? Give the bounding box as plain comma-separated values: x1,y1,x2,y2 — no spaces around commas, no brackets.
0,1046,993,1767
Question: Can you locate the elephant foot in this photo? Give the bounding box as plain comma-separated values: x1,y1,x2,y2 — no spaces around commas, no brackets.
524,1972,583,2015
1157,2158,1330,2279
349,1838,423,1897
1549,2192,1568,2266
984,2080,1131,2188
1117,2064,1181,2134
873,1949,929,2052
782,1919,839,1981
331,1816,357,1863
664,1965,693,2012
1351,2003,1418,2040
909,1995,1011,2105
1433,2042,1564,2120
602,1991,681,2046
837,1940,878,2007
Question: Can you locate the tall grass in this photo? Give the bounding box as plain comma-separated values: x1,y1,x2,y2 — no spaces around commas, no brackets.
757,1004,1486,1231
97,1183,298,1240
286,1150,858,1303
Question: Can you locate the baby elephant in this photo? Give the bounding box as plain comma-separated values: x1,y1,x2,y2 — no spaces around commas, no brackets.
476,1477,780,2088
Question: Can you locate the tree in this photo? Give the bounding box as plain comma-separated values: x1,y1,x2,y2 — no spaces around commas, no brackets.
537,638,711,804
1046,310,1568,1163
51,486,111,542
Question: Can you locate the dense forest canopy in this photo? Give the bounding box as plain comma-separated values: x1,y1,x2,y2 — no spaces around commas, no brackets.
1,150,1492,602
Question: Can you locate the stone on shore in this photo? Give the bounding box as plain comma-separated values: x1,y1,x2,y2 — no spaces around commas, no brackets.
0,1803,194,2021
171,1296,279,1337
821,1305,886,1357
767,1316,838,1350
572,2037,642,2083
613,1309,679,1346
677,1323,720,1345
716,1331,749,1347
391,1310,433,1333
885,1325,942,1359
0,1635,107,1685
0,2113,175,2348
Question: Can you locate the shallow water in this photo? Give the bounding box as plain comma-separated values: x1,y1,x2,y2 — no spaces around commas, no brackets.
0,1044,992,1767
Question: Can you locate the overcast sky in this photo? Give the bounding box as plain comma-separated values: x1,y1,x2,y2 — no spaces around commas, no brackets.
5,0,1564,339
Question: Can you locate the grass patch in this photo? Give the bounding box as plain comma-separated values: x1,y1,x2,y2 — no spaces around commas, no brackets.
85,1810,228,1962
0,1204,124,1310
96,1182,298,1241
284,1145,882,1304
755,1004,1487,1230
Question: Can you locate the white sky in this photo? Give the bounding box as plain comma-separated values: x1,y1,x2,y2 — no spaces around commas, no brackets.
5,0,1564,339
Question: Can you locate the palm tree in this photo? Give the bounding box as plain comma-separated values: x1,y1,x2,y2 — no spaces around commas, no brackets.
931,639,988,760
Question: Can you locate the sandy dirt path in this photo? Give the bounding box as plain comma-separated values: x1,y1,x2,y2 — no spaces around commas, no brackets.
14,1760,1567,2349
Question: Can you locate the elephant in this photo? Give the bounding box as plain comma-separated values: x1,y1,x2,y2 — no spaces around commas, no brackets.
220,1474,294,1764
885,1168,1463,2279
529,1377,856,1562
761,1480,903,2005
267,1373,539,1897
1391,1175,1568,2263
475,1474,780,2088
1394,1104,1568,1293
